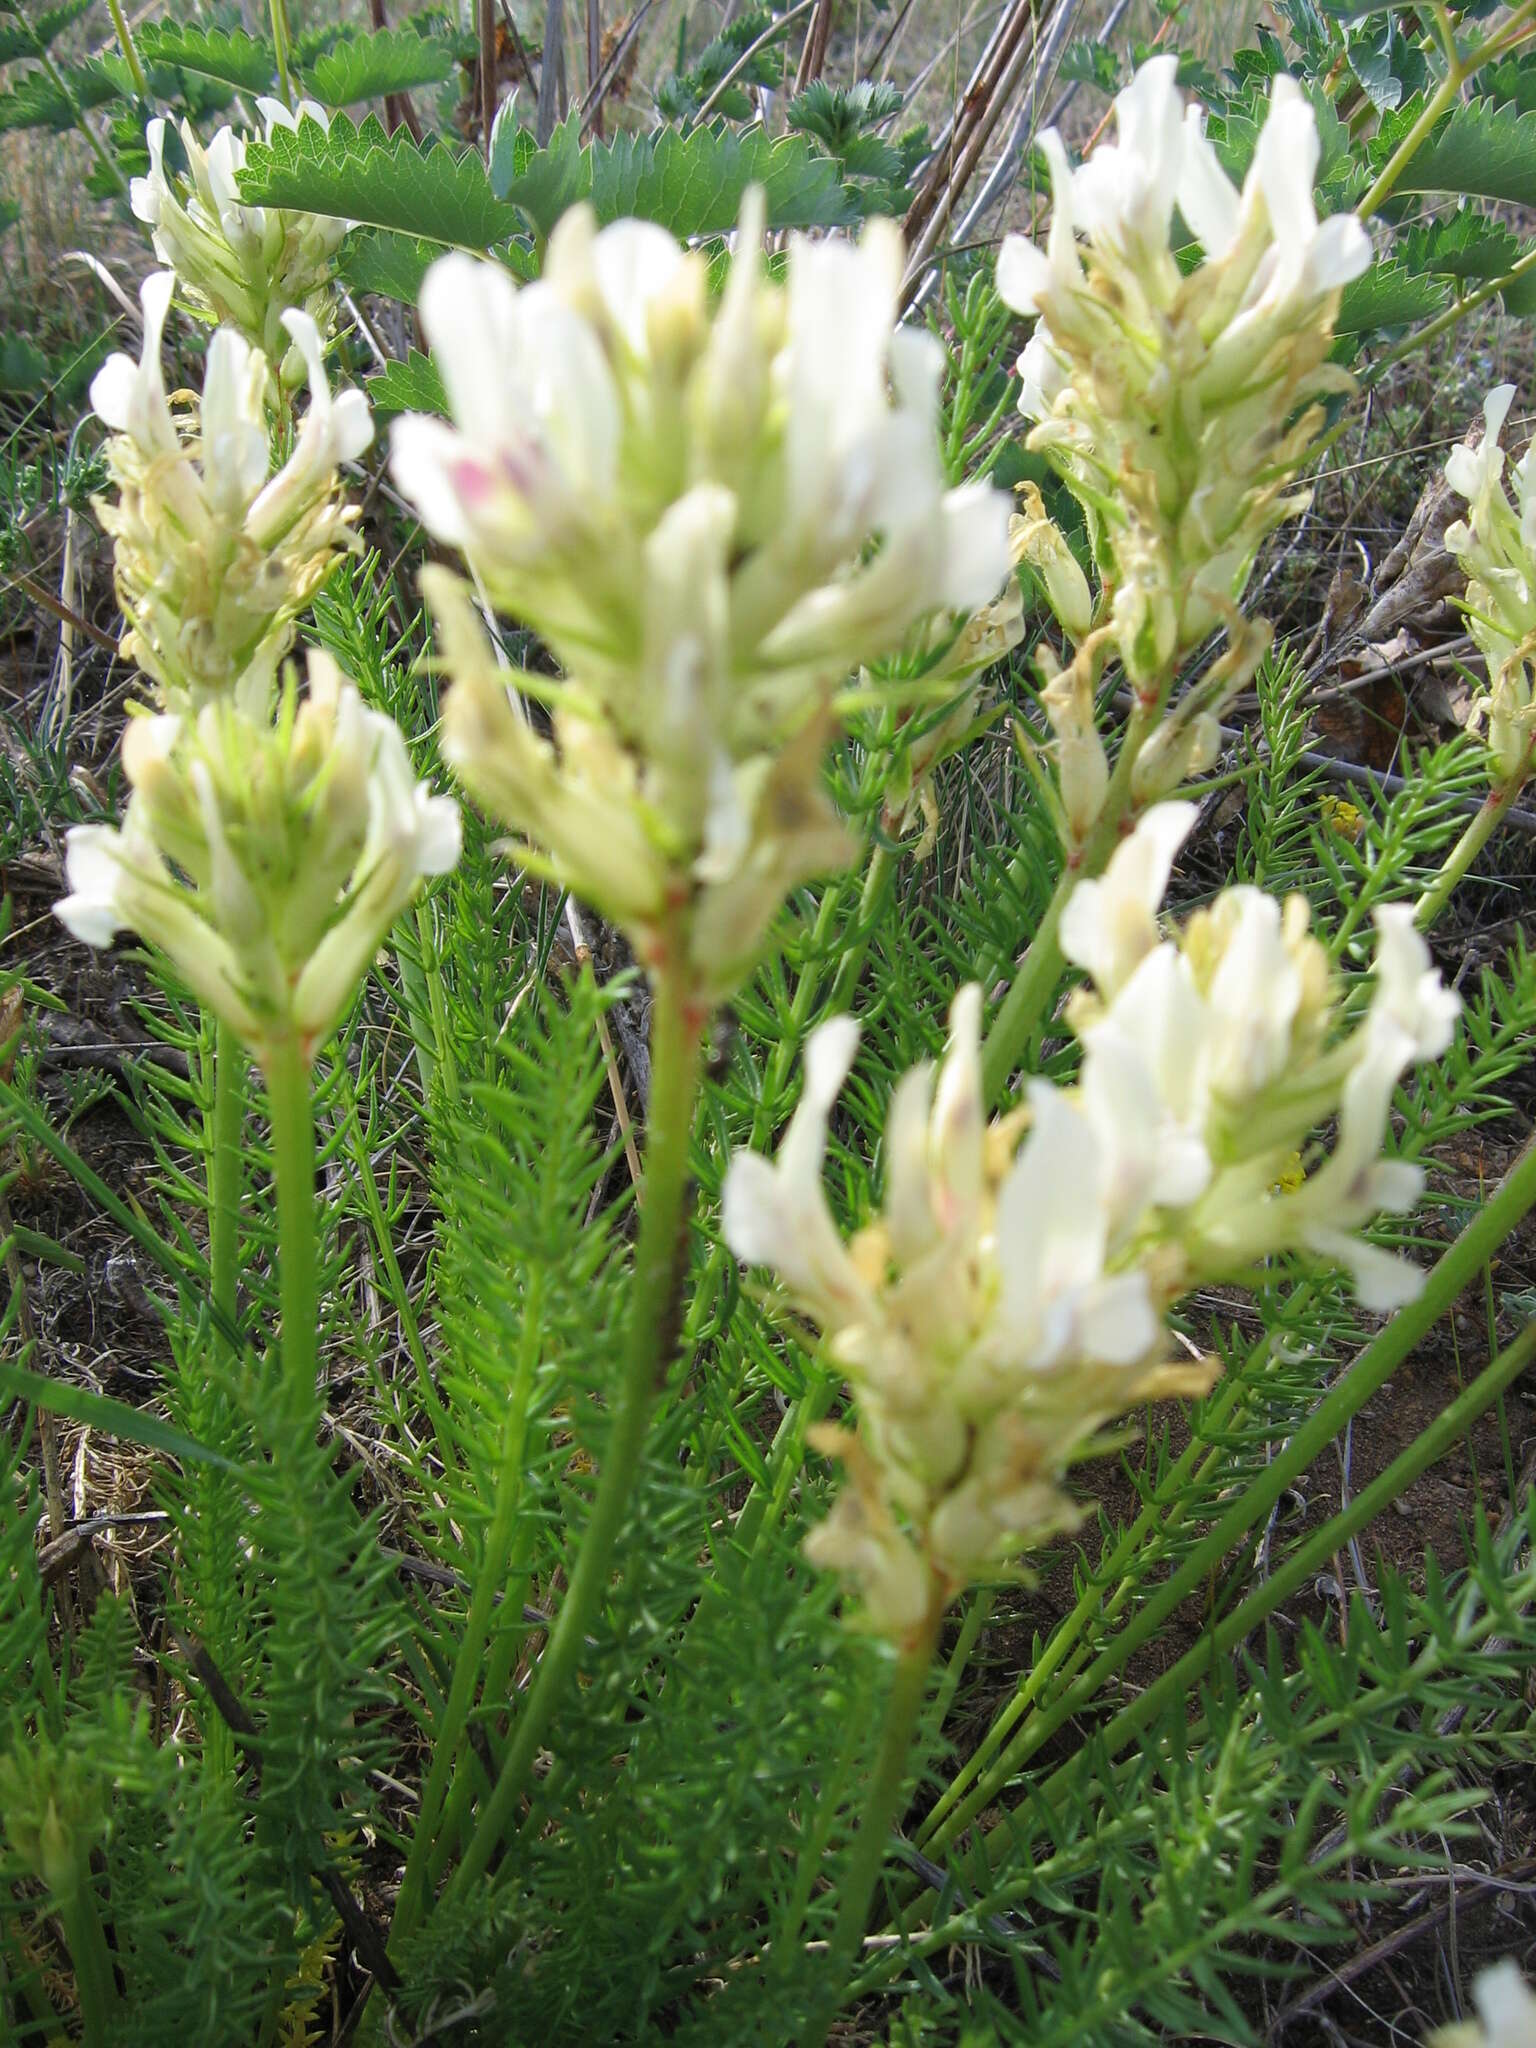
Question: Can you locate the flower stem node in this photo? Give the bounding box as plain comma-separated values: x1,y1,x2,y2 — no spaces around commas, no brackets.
55,653,460,1071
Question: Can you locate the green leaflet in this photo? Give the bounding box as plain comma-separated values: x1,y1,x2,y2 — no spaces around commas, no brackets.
339,227,447,304
238,112,522,249
1386,97,1536,208
132,19,277,94
1336,257,1451,335
0,1356,243,1472
305,26,459,109
0,0,92,65
0,57,126,136
363,349,448,421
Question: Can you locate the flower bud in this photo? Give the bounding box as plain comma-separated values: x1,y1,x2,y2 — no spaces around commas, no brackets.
1013,483,1093,642
1042,649,1110,847
1130,708,1220,803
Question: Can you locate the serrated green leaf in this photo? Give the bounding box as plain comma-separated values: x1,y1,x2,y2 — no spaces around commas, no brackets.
1401,213,1525,281
493,109,590,231
1388,100,1536,208
0,0,91,64
590,125,858,237
492,117,860,242
1336,258,1450,335
1478,50,1536,115
339,227,444,302
238,110,521,249
304,26,457,108
133,19,277,93
363,349,448,421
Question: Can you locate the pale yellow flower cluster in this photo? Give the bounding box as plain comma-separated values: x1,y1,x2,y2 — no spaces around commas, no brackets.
724,805,1457,1635
90,272,369,717
394,198,1014,1003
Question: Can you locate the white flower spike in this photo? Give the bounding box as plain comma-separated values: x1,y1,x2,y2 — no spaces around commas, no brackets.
996,60,1369,688
132,106,345,370
55,654,459,1068
1444,384,1536,787
401,197,1013,1005
728,816,1458,1633
89,281,372,713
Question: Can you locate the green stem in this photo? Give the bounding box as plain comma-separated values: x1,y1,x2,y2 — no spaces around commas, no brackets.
1376,243,1536,376
980,696,1158,1106
209,1020,243,1351
803,1591,945,2048
978,877,1070,1106
197,1018,246,1788
264,1037,317,1415
56,1877,117,2047
268,0,295,107
104,0,148,95
916,1133,1536,1864
1357,0,1536,220
390,1267,546,1945
824,844,896,1015
1415,758,1533,928
37,49,123,191
439,960,704,1906
1048,1312,1536,1802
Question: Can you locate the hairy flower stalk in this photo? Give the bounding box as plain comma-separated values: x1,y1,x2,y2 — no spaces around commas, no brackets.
724,802,1458,1637
90,272,372,715
132,102,346,372
995,56,1370,841
397,195,1012,1006
54,652,460,1071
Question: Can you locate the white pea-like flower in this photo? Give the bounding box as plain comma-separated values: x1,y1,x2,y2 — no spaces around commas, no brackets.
89,273,372,713
1444,384,1536,787
132,103,346,370
728,804,1459,1630
55,653,459,1067
723,984,1209,1632
997,58,1370,687
400,196,1013,1002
